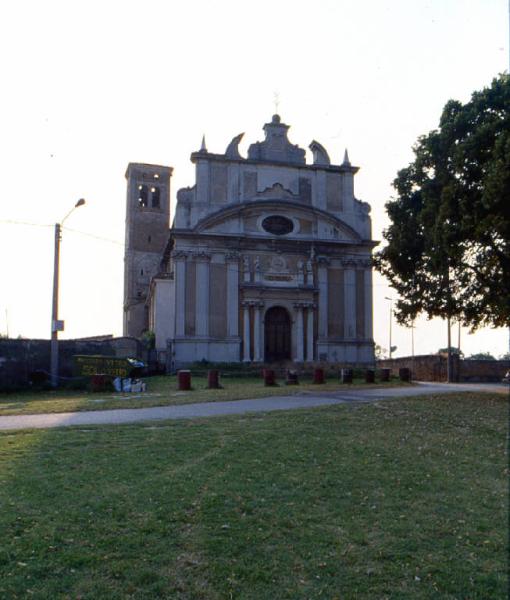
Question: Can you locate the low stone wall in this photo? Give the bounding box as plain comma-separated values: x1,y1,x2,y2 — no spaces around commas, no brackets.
377,355,509,383
0,337,144,390
460,359,510,382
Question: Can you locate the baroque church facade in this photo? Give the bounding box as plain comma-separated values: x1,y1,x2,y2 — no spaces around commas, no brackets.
124,115,376,368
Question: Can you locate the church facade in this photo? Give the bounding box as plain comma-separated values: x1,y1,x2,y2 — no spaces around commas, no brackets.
123,115,376,368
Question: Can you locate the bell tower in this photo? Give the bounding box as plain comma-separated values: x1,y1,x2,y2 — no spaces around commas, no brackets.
123,162,173,338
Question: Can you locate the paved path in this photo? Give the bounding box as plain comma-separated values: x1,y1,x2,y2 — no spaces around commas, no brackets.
0,382,507,432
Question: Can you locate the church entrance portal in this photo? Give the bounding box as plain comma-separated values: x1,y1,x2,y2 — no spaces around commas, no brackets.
264,306,291,362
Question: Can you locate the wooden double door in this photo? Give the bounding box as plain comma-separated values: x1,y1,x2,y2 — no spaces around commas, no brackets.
264,306,291,362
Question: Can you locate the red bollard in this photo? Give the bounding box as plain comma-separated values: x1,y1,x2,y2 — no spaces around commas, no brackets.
379,368,390,382
313,368,325,384
207,369,220,389
263,369,276,386
365,369,375,383
90,374,109,392
177,370,191,390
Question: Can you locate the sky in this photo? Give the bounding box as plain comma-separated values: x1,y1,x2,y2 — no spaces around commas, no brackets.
0,0,508,358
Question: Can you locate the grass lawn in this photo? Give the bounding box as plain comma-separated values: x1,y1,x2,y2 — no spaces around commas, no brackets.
0,393,507,599
0,375,410,416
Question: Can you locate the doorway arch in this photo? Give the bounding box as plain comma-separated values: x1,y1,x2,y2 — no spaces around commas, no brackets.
264,306,291,362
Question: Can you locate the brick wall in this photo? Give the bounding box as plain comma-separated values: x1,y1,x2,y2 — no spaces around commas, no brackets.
377,354,509,383
0,337,144,390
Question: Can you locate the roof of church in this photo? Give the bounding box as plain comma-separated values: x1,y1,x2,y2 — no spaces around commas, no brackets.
190,115,358,173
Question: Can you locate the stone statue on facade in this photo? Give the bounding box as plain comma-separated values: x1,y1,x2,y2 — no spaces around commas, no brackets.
243,255,251,282
297,259,305,285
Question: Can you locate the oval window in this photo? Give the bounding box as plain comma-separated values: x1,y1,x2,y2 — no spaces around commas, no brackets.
262,215,294,236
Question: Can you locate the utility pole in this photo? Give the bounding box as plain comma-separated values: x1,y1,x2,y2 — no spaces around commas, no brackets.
50,223,62,387
50,199,86,387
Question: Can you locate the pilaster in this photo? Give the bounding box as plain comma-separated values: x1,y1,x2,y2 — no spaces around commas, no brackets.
364,264,373,340
226,252,240,337
253,302,264,362
173,251,187,336
343,261,357,339
194,252,211,337
242,302,251,362
294,303,305,362
317,257,329,338
306,304,315,362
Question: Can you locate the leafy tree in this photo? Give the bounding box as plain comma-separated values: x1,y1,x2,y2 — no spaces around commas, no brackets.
499,352,510,360
141,330,156,349
374,344,388,359
375,75,510,331
466,352,496,361
437,347,463,357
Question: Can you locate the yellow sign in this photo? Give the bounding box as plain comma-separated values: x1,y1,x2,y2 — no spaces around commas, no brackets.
73,355,135,378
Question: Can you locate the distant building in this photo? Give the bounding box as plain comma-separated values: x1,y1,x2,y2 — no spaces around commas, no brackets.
124,115,376,368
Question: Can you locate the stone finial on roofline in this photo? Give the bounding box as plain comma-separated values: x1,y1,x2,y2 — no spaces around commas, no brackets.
309,140,331,166
342,148,351,165
225,133,244,159
200,135,207,153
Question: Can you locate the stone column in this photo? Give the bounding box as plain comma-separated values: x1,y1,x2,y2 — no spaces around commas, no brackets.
306,304,314,362
195,252,211,337
242,302,251,362
294,303,304,362
317,257,329,339
226,253,239,337
253,303,263,362
344,263,357,338
174,252,187,336
364,264,373,340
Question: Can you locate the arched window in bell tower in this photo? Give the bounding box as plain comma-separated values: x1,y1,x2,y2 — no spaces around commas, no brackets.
151,186,160,208
138,185,148,207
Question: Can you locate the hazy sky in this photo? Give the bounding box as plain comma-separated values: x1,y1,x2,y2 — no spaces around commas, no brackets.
1,0,508,357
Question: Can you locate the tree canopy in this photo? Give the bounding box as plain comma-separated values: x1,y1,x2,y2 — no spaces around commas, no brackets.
465,352,496,361
375,74,510,330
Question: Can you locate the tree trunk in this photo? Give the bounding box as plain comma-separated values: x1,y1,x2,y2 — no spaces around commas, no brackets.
447,317,452,383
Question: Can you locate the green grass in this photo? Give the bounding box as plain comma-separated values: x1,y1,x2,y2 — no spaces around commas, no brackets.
0,375,410,416
0,393,507,599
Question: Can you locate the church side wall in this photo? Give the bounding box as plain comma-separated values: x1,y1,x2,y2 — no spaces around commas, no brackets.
153,279,174,351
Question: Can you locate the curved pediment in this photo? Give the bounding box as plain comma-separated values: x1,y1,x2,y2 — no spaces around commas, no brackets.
192,200,363,242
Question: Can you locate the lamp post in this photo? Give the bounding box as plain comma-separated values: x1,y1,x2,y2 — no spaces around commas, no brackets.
384,296,393,359
50,198,86,388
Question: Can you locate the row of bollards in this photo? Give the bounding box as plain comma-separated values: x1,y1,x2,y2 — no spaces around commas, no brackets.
177,369,222,390
176,367,411,390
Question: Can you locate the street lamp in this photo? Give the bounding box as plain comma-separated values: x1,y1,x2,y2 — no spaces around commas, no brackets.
384,296,393,359
50,198,86,387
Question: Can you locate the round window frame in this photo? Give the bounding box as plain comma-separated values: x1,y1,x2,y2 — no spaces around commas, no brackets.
258,214,299,236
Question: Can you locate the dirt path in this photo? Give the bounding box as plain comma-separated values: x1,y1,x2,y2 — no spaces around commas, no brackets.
0,382,507,431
